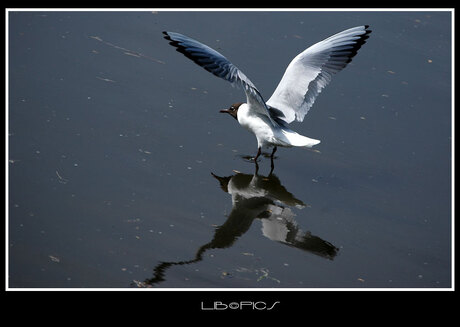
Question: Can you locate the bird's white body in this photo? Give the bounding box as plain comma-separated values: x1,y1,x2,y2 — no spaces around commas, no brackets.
237,103,321,149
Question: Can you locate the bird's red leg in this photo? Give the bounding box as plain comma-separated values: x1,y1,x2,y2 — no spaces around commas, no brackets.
254,147,262,162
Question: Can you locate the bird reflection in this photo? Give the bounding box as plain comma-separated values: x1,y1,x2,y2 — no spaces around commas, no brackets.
137,168,338,287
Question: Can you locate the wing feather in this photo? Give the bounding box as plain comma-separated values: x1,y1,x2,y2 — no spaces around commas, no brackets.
163,31,275,124
266,26,371,123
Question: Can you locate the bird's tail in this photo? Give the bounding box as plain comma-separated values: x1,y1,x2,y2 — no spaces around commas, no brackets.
281,130,321,148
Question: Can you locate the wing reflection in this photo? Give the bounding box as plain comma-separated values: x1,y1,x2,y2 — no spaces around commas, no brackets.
212,171,338,259
137,169,338,287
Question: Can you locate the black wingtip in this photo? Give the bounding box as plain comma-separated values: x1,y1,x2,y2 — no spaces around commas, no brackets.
356,25,372,44
162,31,171,40
163,31,183,51
340,26,372,65
364,25,372,35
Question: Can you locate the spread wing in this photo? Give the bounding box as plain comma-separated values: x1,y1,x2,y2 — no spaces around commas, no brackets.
266,25,372,124
163,31,275,124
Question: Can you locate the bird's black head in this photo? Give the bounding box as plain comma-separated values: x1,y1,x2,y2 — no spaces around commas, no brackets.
220,102,243,120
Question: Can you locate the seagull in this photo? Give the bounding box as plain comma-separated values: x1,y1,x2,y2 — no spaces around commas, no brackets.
163,26,371,162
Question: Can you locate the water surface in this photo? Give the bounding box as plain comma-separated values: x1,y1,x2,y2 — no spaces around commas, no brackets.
8,10,452,288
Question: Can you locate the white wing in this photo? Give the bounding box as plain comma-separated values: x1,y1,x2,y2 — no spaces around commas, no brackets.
266,26,371,124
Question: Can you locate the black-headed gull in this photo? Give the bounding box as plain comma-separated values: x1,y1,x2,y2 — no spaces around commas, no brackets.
163,26,371,162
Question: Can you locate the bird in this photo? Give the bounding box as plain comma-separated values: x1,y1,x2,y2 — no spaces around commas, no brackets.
163,26,371,163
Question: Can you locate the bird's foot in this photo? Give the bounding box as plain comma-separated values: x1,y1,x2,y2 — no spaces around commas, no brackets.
240,155,260,162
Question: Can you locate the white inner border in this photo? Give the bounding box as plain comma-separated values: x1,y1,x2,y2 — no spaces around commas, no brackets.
5,7,455,292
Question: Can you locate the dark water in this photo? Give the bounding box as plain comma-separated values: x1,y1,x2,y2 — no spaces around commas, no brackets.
8,10,452,288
